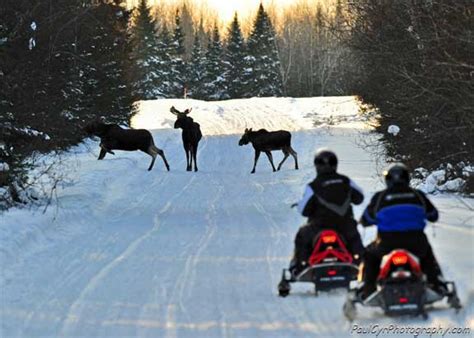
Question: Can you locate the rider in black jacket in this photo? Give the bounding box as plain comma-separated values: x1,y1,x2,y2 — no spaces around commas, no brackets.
290,149,365,275
359,163,445,298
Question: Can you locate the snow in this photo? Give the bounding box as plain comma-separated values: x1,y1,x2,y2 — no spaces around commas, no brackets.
463,165,474,176
438,178,465,192
28,37,36,50
413,166,469,194
417,169,446,194
387,124,400,136
1,97,472,338
0,162,9,171
17,127,50,140
30,21,37,31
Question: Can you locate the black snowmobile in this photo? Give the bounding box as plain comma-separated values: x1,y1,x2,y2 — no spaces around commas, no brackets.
278,229,359,296
343,249,462,320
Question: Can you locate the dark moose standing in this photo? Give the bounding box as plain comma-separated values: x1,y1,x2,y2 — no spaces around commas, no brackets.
84,121,170,171
170,106,203,172
238,128,298,173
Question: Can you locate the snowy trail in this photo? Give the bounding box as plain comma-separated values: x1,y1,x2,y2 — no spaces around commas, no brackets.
1,97,472,337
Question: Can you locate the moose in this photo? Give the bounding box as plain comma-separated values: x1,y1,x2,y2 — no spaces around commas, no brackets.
84,121,170,171
238,128,298,174
170,106,202,172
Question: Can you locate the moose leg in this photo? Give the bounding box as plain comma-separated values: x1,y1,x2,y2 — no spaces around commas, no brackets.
143,146,157,171
157,148,170,171
188,146,193,171
187,149,192,171
149,145,170,171
265,151,277,172
98,147,107,160
290,147,299,170
184,144,191,171
277,149,290,171
147,153,156,171
192,145,198,172
251,150,261,174
99,141,115,157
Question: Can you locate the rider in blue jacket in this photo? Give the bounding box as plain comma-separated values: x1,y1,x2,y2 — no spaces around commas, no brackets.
359,163,445,298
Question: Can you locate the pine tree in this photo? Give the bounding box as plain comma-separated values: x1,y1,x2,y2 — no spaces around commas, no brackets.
156,24,174,97
128,0,161,100
0,0,133,204
243,4,283,97
170,10,187,97
188,32,206,99
89,3,132,122
202,25,228,100
224,13,246,98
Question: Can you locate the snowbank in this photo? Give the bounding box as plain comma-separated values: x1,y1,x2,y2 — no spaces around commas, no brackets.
131,96,366,136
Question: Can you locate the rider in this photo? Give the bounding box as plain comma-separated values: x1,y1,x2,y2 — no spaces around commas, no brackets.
290,149,365,275
359,163,445,299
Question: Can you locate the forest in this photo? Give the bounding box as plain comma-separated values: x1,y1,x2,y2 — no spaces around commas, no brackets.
0,0,472,208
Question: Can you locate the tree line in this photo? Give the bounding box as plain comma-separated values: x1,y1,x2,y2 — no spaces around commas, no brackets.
345,0,473,191
129,0,283,101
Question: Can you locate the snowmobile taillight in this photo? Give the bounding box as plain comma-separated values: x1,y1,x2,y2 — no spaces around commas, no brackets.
322,234,337,243
327,269,337,276
379,250,423,280
391,252,408,265
399,297,408,303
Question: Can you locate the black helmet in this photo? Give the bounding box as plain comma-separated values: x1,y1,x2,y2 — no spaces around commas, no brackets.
384,163,410,188
314,149,338,175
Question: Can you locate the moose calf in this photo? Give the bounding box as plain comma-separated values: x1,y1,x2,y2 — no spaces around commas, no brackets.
239,128,298,174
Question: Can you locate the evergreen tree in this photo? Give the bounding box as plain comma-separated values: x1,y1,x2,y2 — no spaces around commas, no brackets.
76,3,132,122
156,24,174,97
170,10,187,97
243,4,283,97
188,32,206,99
128,0,161,100
179,3,195,61
202,25,228,100
0,0,133,205
224,13,246,98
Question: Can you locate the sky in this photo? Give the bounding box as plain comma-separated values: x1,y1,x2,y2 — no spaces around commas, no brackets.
128,0,298,22
198,0,295,21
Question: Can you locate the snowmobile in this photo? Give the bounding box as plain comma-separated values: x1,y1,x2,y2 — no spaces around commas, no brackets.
343,249,462,320
278,229,359,297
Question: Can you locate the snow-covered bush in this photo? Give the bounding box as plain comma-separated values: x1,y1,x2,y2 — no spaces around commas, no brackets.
411,162,472,195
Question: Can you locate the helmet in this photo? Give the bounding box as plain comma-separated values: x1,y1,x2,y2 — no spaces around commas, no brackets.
314,149,338,175
384,163,410,188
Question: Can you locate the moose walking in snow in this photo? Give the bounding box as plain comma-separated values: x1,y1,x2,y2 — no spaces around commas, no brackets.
84,121,170,171
238,128,298,174
170,106,203,172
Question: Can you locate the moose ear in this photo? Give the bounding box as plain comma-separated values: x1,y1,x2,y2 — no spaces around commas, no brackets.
188,108,192,113
244,128,248,132
170,106,179,115
249,128,252,132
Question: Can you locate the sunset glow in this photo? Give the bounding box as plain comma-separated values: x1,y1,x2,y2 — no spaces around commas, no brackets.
128,0,299,22
203,0,295,21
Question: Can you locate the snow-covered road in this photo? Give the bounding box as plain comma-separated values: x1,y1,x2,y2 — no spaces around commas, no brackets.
1,97,472,337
